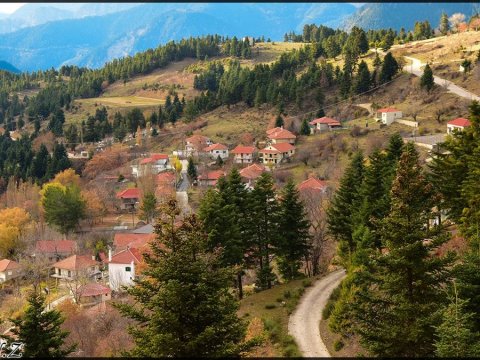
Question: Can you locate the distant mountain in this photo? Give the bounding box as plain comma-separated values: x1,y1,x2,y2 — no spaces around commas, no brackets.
0,60,20,73
343,3,480,31
0,3,357,71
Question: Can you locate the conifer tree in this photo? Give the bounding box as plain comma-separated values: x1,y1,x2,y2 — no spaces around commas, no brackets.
353,143,453,357
439,12,450,35
187,157,197,181
275,114,284,128
353,60,371,94
379,52,399,84
327,152,365,264
276,180,311,280
115,200,254,357
139,192,158,223
300,118,310,135
4,290,76,358
420,63,434,92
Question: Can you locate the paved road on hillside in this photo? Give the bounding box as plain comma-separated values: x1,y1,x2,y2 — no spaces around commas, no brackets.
288,269,346,357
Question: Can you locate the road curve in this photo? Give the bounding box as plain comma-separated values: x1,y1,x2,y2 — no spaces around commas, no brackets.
288,269,346,357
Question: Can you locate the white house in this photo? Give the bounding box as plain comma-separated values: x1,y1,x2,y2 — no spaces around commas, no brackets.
259,143,295,165
447,117,471,134
0,259,22,283
185,135,212,157
204,143,229,160
308,117,342,133
231,145,256,164
131,154,170,177
107,247,143,291
375,108,403,125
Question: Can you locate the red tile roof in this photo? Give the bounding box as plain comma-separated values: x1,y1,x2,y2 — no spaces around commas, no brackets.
77,283,111,297
156,171,176,184
116,188,141,199
36,240,76,254
204,143,228,152
298,177,328,192
198,170,226,181
231,145,256,155
53,255,98,271
448,118,471,127
113,233,154,250
260,148,281,154
0,259,21,272
272,143,295,152
186,134,210,143
377,107,400,113
150,154,169,160
267,127,297,140
239,163,266,180
109,248,143,265
309,117,341,125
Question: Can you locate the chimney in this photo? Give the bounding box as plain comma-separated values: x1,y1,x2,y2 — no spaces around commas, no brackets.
108,247,112,262
92,255,95,261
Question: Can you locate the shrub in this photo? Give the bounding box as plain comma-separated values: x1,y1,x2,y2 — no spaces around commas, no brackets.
322,284,342,320
276,297,284,303
265,303,277,309
302,279,312,288
283,290,292,299
333,339,344,352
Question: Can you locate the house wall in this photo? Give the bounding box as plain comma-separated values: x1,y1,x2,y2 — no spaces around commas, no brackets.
0,269,22,282
234,154,253,164
209,149,229,159
109,262,136,291
447,124,464,134
271,138,295,145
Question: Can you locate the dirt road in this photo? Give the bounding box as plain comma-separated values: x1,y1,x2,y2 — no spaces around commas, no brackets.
288,269,346,357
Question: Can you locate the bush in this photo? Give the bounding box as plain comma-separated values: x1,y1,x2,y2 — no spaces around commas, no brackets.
283,290,292,299
276,297,284,303
265,303,277,310
302,279,312,288
322,284,342,320
333,339,344,352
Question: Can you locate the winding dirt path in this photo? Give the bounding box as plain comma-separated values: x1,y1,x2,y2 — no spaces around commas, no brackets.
288,269,346,357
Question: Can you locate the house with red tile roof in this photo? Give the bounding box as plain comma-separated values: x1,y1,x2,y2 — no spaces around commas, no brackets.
116,188,141,211
231,145,257,164
198,170,226,187
259,143,295,166
107,248,143,291
77,283,111,306
0,259,23,283
35,240,77,261
447,117,471,134
309,117,342,133
131,153,170,177
113,233,155,252
185,134,212,157
239,163,266,188
156,171,176,186
298,177,328,193
375,107,403,125
266,127,296,145
51,255,100,281
204,143,229,159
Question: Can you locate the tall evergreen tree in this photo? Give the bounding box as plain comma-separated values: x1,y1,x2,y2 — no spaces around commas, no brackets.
4,290,76,358
353,143,453,357
420,63,434,92
276,180,311,280
115,200,254,356
300,118,310,135
439,12,450,35
379,52,399,84
139,192,158,224
275,114,284,128
353,60,371,94
187,157,197,181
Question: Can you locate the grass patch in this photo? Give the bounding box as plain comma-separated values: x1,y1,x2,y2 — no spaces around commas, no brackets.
334,339,345,352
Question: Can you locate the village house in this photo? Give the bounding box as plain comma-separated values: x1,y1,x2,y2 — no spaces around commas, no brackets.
447,117,471,134
375,107,403,126
116,188,141,211
0,259,23,283
51,255,101,281
76,283,112,307
185,134,212,157
231,145,257,164
113,233,154,252
266,127,296,145
309,117,342,133
298,176,328,193
198,170,226,187
131,153,170,177
34,240,77,261
108,247,143,291
156,171,176,187
239,163,266,188
204,143,229,160
259,143,295,165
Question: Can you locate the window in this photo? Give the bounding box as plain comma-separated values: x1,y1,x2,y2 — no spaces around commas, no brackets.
125,266,131,272
7,271,12,276
67,270,71,277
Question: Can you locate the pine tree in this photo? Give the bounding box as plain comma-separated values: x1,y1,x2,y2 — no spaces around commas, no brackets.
379,52,399,84
275,114,284,128
327,152,365,264
249,172,279,290
439,12,450,35
276,180,311,280
353,143,453,357
4,290,76,357
300,118,310,135
434,290,480,357
420,63,434,92
139,192,158,223
353,60,371,94
187,157,197,181
115,200,254,356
